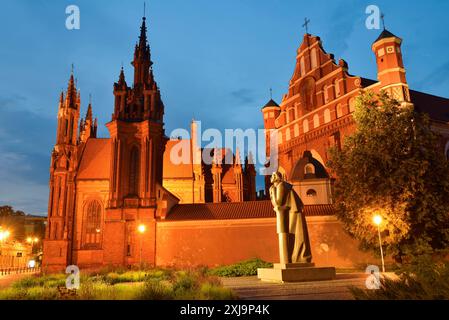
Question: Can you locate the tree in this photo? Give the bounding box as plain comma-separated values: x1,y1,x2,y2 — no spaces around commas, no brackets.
328,91,449,262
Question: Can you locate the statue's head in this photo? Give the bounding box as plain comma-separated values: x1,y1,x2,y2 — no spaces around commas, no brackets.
270,171,283,184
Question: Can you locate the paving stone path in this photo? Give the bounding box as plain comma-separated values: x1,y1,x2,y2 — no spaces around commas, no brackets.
221,273,370,300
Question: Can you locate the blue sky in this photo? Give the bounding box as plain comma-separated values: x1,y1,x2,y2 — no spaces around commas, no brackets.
1,0,449,215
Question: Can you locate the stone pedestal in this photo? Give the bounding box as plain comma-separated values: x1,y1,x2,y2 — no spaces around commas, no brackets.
257,263,336,283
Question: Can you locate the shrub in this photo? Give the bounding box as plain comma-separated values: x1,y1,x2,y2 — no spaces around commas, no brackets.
136,280,173,300
351,254,449,299
209,258,273,277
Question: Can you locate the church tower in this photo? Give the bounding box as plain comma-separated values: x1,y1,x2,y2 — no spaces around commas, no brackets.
372,29,410,103
108,16,166,208
105,15,167,266
43,72,81,269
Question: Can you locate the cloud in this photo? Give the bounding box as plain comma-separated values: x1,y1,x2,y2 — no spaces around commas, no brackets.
324,0,360,57
0,94,54,214
230,88,255,105
0,94,27,109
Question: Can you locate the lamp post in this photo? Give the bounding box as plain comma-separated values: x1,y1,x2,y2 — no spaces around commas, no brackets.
373,215,385,272
137,224,146,269
0,228,11,266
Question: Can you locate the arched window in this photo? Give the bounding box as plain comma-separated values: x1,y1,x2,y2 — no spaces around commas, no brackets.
129,146,140,196
313,114,320,128
82,200,102,249
294,123,300,137
303,119,309,133
324,109,331,123
336,104,344,118
286,128,291,141
304,163,315,175
311,48,318,69
278,130,283,144
349,98,356,113
306,189,317,197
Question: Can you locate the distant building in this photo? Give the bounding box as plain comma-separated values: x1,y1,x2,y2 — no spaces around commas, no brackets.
163,121,256,204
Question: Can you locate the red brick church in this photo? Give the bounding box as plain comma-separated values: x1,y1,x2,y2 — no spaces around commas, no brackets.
43,15,449,272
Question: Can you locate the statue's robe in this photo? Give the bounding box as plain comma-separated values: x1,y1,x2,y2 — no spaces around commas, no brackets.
270,181,312,263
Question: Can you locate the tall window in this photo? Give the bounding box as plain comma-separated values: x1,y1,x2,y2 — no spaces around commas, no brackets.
83,200,102,249
311,48,318,69
336,104,344,118
324,109,331,123
300,78,316,111
129,146,140,196
313,114,320,128
303,119,309,133
300,56,305,77
294,123,300,137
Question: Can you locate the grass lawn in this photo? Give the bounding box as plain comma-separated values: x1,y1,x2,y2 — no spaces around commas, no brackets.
0,267,235,300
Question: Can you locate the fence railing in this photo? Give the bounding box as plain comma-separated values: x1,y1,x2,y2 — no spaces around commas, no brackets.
0,267,41,276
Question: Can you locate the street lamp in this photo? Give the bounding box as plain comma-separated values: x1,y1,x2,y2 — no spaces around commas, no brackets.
373,214,385,272
137,224,146,268
0,229,11,242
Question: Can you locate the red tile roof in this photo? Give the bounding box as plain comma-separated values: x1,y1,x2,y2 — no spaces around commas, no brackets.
165,200,334,221
77,138,111,180
410,89,449,123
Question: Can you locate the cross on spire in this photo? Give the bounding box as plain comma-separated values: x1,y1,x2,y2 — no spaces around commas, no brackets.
269,87,273,99
302,17,310,34
380,12,386,30
143,2,146,18
71,63,74,75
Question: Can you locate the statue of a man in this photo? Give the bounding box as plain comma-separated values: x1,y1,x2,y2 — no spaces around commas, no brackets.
269,171,312,264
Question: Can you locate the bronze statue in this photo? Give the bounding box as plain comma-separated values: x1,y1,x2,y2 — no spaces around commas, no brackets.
269,171,312,264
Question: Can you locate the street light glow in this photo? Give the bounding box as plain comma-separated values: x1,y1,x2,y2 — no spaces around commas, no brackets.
373,214,383,226
138,224,146,234
0,230,11,241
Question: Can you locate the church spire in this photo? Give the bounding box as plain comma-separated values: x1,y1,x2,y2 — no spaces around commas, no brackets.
66,71,78,109
86,101,93,122
132,16,153,87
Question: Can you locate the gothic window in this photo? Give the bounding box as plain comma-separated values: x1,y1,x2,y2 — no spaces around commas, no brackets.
313,114,320,128
82,200,102,249
300,78,316,112
306,189,317,197
69,116,74,142
286,128,291,141
324,109,331,123
129,146,140,196
311,48,318,69
303,119,309,133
